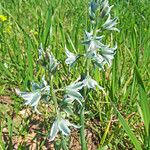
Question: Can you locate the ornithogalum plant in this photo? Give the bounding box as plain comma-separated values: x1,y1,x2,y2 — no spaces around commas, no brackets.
16,0,119,149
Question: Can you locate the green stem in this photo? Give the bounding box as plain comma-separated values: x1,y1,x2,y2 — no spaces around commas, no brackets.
80,104,88,150
61,134,68,150
86,58,91,76
79,57,90,150
49,75,58,114
80,19,98,150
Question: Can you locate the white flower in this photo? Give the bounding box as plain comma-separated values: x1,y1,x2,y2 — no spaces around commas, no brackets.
65,81,84,101
49,118,80,141
16,90,42,114
66,80,84,91
48,52,59,73
92,54,106,70
82,30,117,69
100,0,113,18
83,30,104,56
102,14,119,32
89,0,113,20
63,95,82,106
99,43,117,66
82,76,103,90
16,76,50,114
65,46,77,67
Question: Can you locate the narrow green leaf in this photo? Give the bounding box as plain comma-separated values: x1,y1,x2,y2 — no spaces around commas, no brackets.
99,115,111,147
127,46,150,138
25,36,34,80
42,7,52,47
114,107,142,150
138,85,150,136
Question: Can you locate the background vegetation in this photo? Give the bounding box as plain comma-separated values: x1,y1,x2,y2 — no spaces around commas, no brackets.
0,0,150,149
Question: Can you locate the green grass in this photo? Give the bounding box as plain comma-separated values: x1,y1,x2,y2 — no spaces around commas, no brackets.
0,0,150,149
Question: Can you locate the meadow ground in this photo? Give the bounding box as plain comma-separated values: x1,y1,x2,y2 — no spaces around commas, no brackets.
0,0,150,149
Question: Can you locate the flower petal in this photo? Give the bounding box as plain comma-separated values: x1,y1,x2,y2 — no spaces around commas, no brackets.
49,120,59,141
58,119,71,136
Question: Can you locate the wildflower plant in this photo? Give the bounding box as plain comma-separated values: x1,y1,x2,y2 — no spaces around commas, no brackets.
16,0,119,149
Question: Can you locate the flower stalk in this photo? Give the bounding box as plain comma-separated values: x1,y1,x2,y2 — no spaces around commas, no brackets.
61,133,69,150
49,75,58,115
80,104,88,150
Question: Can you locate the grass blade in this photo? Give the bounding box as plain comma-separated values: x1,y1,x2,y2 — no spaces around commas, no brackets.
114,107,142,150
126,44,150,141
41,7,52,48
136,68,150,148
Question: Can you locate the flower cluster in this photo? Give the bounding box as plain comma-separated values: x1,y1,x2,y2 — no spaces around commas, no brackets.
16,0,119,143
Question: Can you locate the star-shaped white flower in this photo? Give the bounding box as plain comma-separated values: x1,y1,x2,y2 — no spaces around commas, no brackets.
65,46,77,67
49,117,80,141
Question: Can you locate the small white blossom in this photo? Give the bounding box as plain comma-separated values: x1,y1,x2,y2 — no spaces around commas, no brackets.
48,52,59,73
83,30,104,57
65,46,77,67
49,118,80,141
102,14,119,32
65,80,84,102
101,0,113,18
16,90,42,114
99,43,117,66
16,77,50,114
82,76,103,90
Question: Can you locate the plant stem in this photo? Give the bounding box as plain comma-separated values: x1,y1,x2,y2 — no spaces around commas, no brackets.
79,58,90,150
49,75,58,114
86,58,91,76
61,133,68,150
80,104,87,150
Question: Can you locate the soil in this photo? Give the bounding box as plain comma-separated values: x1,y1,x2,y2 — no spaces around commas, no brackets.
0,96,99,150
